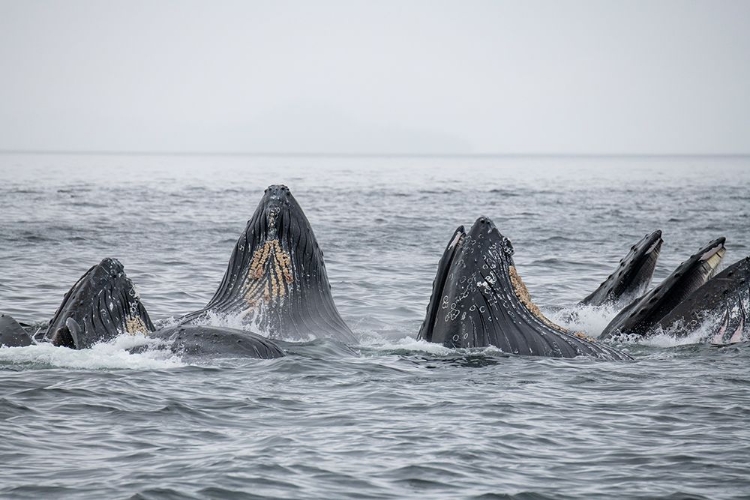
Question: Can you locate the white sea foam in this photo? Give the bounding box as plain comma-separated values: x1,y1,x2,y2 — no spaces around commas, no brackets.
357,334,508,357
0,333,185,370
548,304,620,338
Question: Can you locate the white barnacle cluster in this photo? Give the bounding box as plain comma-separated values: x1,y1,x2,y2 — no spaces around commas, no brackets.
125,315,149,335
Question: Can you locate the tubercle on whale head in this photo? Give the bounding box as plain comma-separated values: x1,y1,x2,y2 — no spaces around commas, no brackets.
251,184,317,244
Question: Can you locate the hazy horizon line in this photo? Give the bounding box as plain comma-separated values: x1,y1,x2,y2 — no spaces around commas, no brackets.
2,149,750,159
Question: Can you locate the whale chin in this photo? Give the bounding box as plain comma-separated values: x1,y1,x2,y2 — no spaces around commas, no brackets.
418,217,631,360
180,185,355,343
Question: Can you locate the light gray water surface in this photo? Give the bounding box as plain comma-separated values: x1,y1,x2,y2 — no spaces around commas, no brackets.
1,154,749,499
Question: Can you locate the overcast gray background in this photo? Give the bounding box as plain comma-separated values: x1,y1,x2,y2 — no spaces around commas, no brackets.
1,0,748,155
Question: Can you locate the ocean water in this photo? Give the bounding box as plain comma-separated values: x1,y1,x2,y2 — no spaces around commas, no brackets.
1,154,749,499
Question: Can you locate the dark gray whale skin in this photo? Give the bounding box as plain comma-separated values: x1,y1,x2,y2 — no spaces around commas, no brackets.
655,256,750,342
580,230,663,307
48,260,285,358
417,217,631,360
179,185,355,344
0,313,33,347
1,258,284,359
600,237,726,339
147,325,284,358
44,257,155,349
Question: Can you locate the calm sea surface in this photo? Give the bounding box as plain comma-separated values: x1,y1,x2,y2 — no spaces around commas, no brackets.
1,154,749,499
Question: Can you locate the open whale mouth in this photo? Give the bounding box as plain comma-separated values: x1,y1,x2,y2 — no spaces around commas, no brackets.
601,237,727,338
618,229,664,298
700,240,726,279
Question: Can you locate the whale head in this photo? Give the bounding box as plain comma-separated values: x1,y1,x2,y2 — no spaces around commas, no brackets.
417,217,631,359
186,185,354,342
601,237,726,338
581,230,663,307
47,258,154,349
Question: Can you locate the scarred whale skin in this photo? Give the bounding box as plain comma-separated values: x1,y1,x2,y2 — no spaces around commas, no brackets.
417,217,631,360
16,258,284,359
580,230,663,307
600,237,726,339
45,257,155,349
179,185,355,343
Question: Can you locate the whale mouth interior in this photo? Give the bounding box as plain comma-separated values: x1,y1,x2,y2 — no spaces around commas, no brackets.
701,243,726,274
645,237,662,255
691,239,726,287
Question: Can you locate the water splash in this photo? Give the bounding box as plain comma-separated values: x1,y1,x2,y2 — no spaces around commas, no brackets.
0,333,184,370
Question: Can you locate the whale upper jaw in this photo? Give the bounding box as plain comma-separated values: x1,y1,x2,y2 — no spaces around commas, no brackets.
580,229,663,307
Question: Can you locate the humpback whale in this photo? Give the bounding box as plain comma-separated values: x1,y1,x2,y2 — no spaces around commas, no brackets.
179,185,355,343
1,259,153,348
580,230,663,307
49,258,284,358
417,217,631,360
43,257,155,349
0,258,284,358
655,256,750,343
600,238,726,339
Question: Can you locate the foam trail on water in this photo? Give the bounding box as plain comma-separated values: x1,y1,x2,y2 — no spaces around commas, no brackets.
358,334,507,356
0,333,185,370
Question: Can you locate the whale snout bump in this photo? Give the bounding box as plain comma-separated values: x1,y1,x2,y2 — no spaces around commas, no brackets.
261,185,292,238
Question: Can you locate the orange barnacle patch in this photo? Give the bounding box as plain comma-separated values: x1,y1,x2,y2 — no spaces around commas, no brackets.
125,316,148,335
508,265,568,333
574,331,595,342
244,239,295,304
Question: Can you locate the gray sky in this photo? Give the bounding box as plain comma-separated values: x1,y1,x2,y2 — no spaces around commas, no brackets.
1,0,748,155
